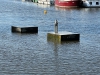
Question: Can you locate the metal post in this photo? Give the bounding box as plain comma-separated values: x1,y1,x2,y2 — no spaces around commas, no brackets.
55,20,58,33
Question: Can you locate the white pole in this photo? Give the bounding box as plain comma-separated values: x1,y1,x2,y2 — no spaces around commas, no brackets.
55,20,58,33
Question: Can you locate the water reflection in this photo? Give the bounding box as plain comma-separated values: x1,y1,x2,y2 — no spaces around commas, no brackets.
55,7,82,11
53,43,59,75
83,8,100,12
52,40,80,75
55,6,100,12
22,0,32,2
37,4,50,8
11,32,38,36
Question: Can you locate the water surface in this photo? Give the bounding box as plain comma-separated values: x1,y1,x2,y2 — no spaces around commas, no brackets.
0,0,100,75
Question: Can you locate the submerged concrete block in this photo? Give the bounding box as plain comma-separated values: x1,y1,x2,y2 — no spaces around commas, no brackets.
12,26,38,33
47,32,80,43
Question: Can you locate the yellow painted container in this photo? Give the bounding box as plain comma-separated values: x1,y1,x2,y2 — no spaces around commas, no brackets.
47,32,80,43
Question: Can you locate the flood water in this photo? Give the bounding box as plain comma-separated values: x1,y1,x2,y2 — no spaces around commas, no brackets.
0,0,100,75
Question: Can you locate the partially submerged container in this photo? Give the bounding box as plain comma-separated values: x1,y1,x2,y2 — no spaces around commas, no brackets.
47,32,80,43
12,26,38,33
47,20,80,43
